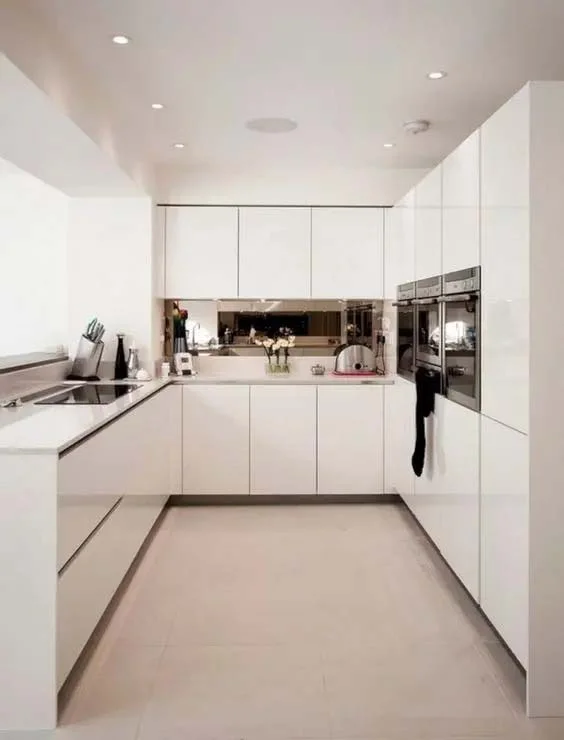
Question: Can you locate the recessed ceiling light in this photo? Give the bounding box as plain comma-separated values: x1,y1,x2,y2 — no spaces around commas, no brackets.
427,71,447,80
112,35,130,45
151,103,164,110
173,143,185,149
246,117,298,134
383,143,395,148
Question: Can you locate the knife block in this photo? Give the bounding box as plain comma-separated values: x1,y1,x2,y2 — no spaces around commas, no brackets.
68,335,104,380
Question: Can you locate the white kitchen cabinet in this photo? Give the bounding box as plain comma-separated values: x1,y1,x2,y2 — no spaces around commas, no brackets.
413,393,446,544
433,400,480,600
442,129,480,273
395,190,416,286
182,385,250,494
250,385,316,494
481,415,529,667
317,385,384,494
383,207,400,299
311,208,383,298
57,494,166,688
480,87,530,433
383,379,415,508
238,207,311,298
165,206,238,298
414,167,442,280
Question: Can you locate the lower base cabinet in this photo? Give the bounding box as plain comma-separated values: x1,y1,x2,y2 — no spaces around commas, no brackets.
480,415,529,667
182,385,250,494
250,385,317,494
317,385,384,494
57,495,167,688
384,379,416,505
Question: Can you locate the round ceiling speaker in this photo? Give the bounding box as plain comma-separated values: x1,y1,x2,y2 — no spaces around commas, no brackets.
403,119,431,135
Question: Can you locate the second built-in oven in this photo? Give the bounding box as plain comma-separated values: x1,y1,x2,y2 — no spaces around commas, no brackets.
439,267,480,411
414,275,443,376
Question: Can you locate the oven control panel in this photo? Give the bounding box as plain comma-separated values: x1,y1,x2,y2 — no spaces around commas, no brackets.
443,267,480,295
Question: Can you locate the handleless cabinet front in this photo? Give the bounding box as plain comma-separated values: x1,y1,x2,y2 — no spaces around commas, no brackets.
182,384,250,495
317,385,384,494
311,208,383,298
165,206,239,298
238,207,311,298
414,167,442,280
250,385,316,494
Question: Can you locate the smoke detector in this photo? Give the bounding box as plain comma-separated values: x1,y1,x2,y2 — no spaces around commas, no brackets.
403,119,430,135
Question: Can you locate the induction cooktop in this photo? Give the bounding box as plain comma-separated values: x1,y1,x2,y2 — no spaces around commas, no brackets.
35,384,140,406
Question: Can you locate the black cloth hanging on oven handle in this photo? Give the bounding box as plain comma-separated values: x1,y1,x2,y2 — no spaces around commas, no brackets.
411,367,440,477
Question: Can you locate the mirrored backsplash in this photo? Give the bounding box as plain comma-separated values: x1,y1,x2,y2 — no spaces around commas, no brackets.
164,299,385,358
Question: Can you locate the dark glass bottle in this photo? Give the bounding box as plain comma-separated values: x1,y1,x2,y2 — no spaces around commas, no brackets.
114,333,128,380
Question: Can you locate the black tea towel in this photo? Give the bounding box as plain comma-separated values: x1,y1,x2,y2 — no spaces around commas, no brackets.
411,368,439,477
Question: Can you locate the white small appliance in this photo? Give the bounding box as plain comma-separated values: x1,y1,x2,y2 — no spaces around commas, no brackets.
174,352,196,376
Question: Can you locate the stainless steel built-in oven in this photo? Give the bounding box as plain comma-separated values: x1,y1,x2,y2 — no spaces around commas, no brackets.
414,275,443,376
393,282,415,381
439,267,480,411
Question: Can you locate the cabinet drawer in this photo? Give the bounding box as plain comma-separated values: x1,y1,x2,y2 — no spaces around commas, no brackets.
57,495,119,571
57,495,166,688
58,389,173,498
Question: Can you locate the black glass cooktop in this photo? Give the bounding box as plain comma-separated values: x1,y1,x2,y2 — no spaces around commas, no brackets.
35,384,140,406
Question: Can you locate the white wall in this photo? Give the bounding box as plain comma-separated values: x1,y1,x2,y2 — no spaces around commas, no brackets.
0,1,153,195
156,165,428,206
0,157,68,356
67,197,156,369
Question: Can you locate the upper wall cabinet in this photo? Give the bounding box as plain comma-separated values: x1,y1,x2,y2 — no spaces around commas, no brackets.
480,86,530,434
311,208,383,298
414,167,442,280
442,130,480,273
395,190,416,287
383,207,399,299
165,206,238,298
238,207,311,298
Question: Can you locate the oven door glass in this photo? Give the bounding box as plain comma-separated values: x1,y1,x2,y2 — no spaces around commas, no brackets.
397,305,414,379
416,300,442,369
443,295,480,410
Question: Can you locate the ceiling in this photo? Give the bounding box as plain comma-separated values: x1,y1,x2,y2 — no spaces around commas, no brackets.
30,0,564,171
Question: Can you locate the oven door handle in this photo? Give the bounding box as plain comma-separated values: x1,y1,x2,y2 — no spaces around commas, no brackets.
438,292,479,303
392,300,413,306
412,297,438,305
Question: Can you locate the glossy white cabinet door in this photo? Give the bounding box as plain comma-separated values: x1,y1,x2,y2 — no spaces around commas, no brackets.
481,89,530,433
434,400,480,600
165,206,238,298
413,394,447,544
250,385,316,494
311,208,384,298
57,495,166,688
442,130,480,273
384,379,416,508
415,167,442,280
383,207,399,299
396,190,415,285
317,386,384,494
238,207,311,298
481,415,529,667
182,385,250,494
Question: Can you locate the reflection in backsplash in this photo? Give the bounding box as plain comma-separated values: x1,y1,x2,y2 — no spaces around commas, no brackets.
163,299,388,360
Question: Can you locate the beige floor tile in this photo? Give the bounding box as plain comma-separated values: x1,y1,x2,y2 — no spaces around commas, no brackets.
322,639,517,737
137,645,330,740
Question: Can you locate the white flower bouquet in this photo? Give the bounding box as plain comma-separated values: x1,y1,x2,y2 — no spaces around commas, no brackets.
255,328,296,373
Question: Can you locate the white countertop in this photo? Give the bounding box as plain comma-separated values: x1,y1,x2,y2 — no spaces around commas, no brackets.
0,380,169,455
171,374,394,386
0,374,394,455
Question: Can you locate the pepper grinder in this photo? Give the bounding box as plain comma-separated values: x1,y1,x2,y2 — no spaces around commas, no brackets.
114,333,128,380
127,341,140,379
